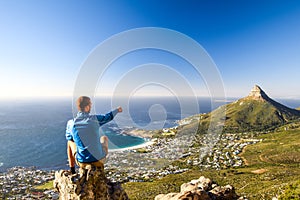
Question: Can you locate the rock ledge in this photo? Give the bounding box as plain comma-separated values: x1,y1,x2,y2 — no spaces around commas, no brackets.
54,164,128,200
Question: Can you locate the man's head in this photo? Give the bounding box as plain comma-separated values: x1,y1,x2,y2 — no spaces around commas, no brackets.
77,96,92,113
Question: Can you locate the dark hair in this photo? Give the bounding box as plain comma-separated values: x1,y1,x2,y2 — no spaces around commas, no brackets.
76,96,91,111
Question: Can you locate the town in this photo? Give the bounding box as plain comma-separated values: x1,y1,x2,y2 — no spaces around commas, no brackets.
0,122,263,199
0,166,58,199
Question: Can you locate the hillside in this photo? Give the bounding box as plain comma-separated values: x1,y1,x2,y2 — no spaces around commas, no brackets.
124,86,300,199
193,85,300,133
124,125,300,200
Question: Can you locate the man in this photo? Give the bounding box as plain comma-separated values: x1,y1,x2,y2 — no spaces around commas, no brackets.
66,96,122,174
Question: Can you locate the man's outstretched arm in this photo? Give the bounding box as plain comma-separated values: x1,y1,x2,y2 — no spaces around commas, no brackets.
96,106,122,126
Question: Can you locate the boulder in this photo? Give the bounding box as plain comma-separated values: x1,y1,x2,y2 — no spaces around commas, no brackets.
54,164,128,200
155,176,247,200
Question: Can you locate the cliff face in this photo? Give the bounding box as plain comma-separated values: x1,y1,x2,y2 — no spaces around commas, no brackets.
247,85,270,101
54,164,128,200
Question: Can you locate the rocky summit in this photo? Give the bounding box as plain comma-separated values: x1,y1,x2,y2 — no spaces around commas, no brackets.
246,85,270,101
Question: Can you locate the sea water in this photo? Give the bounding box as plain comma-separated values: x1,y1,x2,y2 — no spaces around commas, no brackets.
0,97,298,172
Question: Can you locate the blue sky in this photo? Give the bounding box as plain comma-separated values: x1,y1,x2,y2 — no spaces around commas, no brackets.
1,0,300,99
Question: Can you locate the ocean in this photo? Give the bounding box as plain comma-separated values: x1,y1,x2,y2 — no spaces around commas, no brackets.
0,97,299,172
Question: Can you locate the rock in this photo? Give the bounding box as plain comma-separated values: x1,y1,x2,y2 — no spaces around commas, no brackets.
210,185,238,199
247,85,269,101
155,193,178,200
54,164,128,200
155,176,246,200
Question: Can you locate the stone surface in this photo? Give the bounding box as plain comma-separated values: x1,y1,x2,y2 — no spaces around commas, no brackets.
155,176,247,200
54,164,128,200
247,85,269,101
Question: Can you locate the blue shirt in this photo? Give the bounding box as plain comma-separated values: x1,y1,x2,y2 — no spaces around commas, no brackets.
66,109,118,163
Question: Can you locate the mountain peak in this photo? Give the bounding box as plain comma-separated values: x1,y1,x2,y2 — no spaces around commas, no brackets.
247,85,269,101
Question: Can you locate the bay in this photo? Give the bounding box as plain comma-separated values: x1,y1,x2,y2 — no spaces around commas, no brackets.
0,96,298,172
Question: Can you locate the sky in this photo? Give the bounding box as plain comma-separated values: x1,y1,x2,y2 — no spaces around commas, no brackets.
0,0,300,99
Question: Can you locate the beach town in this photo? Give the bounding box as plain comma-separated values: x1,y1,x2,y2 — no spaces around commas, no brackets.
0,117,262,199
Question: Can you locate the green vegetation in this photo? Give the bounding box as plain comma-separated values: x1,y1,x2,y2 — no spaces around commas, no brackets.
280,179,300,199
35,180,54,190
153,130,176,138
136,148,149,153
218,99,300,132
124,128,300,200
152,130,165,138
188,97,300,134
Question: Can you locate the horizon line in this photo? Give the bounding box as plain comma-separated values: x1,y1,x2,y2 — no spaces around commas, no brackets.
0,95,299,100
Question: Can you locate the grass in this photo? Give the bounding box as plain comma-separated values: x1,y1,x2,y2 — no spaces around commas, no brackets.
124,128,300,200
35,180,54,190
205,98,300,133
280,179,300,199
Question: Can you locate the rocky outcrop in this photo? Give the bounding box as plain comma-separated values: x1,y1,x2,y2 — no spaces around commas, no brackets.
54,164,128,200
247,85,270,101
155,176,247,200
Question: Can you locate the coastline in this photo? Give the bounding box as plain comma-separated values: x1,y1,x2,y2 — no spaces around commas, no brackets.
106,127,157,152
0,134,155,173
121,128,155,138
109,139,155,152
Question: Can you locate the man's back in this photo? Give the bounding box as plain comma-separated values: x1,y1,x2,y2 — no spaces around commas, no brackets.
66,96,122,174
66,110,117,163
73,112,104,163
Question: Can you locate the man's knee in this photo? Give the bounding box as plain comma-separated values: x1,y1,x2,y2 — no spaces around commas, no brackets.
100,136,108,157
68,140,76,153
100,136,108,144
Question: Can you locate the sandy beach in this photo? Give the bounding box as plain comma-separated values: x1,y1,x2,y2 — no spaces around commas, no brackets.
109,139,155,152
